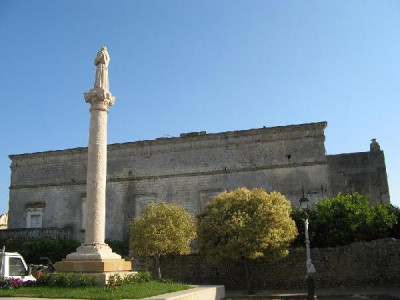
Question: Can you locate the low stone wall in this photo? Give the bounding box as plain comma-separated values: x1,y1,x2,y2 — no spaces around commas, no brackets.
135,238,400,289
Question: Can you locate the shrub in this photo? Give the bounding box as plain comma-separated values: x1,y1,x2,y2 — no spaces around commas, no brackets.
197,187,297,292
291,193,398,248
36,272,97,287
135,271,152,283
105,239,129,257
104,272,152,293
130,201,196,280
387,204,400,239
313,193,397,247
0,239,80,264
0,278,36,290
29,239,80,263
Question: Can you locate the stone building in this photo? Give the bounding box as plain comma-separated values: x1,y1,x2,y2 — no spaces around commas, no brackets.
7,121,390,241
0,213,8,230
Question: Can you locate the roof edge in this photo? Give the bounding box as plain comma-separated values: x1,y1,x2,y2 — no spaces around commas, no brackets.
9,121,328,159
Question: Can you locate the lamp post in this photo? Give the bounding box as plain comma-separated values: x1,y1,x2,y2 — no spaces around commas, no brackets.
299,189,316,300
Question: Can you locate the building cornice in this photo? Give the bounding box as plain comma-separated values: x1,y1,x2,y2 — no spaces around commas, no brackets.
9,121,327,167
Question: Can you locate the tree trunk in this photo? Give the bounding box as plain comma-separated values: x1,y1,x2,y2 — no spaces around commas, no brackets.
153,254,161,281
244,261,254,294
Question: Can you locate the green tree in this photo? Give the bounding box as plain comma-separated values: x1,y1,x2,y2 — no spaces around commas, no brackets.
105,239,129,257
312,193,396,247
290,206,310,247
387,204,400,239
130,201,196,280
0,239,80,264
197,187,298,293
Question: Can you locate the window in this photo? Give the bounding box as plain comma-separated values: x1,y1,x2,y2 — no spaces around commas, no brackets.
26,208,43,228
30,214,42,228
8,257,26,276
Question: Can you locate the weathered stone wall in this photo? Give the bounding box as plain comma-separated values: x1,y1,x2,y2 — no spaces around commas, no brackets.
7,121,390,241
327,150,390,205
144,238,400,289
8,122,328,240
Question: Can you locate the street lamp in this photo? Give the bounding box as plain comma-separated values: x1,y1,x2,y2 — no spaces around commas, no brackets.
299,188,316,300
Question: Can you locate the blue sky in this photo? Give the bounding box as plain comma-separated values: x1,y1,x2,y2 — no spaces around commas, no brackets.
0,0,399,214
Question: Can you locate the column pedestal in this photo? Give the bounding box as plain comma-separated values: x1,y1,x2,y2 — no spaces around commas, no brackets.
55,243,131,273
54,243,133,284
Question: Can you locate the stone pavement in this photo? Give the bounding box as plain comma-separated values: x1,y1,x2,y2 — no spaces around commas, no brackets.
225,287,400,299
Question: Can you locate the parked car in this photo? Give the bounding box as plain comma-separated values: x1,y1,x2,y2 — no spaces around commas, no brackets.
0,247,36,282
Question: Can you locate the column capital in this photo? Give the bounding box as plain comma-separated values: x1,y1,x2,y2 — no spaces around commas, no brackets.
84,87,116,112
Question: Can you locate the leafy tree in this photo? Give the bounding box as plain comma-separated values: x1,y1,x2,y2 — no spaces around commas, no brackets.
197,187,298,293
0,239,80,264
367,202,398,239
312,193,396,247
387,204,400,239
290,207,314,247
130,201,196,280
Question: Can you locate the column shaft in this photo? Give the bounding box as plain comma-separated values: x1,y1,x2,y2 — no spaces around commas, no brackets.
85,109,108,245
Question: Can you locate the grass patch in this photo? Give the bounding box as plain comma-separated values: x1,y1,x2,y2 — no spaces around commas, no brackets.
0,281,192,300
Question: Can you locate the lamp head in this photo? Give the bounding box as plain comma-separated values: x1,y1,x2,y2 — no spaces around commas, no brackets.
299,196,309,210
299,186,309,210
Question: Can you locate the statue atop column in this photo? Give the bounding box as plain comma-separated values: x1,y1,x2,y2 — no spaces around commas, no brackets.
85,46,115,109
94,46,110,91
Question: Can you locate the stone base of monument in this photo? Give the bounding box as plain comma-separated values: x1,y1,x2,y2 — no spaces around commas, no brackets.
54,259,132,272
54,243,133,285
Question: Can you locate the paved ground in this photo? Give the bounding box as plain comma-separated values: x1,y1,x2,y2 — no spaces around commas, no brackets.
225,287,400,299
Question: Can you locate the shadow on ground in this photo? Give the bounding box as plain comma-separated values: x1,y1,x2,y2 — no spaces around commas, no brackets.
225,291,399,300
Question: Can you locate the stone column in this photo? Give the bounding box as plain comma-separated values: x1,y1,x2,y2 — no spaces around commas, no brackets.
54,47,131,281
61,88,121,260
84,89,114,246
